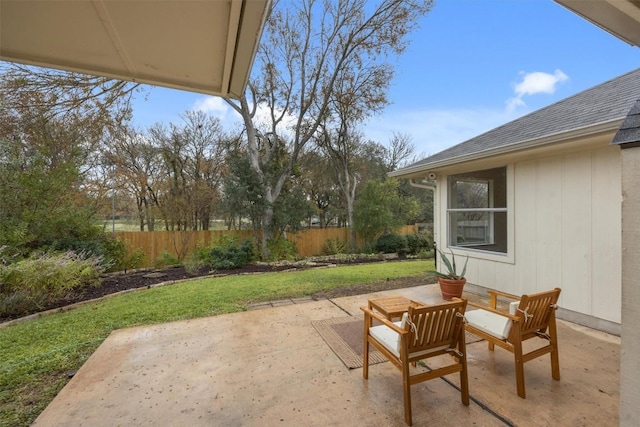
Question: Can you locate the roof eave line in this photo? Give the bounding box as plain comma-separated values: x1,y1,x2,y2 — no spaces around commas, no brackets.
389,118,623,177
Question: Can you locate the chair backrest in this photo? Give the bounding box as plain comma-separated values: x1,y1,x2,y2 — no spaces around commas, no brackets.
514,288,561,338
403,299,467,354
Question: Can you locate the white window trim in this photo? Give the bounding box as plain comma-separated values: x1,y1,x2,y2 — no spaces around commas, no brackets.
439,165,514,265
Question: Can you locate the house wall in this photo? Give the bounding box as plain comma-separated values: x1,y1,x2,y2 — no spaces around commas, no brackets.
620,145,640,424
436,144,622,332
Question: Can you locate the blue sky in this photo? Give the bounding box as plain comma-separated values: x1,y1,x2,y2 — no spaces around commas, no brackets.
130,0,640,158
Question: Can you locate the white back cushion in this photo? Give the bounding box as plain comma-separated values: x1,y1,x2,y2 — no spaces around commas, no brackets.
509,300,520,315
465,309,512,340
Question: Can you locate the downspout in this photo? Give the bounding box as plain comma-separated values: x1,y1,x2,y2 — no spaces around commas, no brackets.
409,178,438,264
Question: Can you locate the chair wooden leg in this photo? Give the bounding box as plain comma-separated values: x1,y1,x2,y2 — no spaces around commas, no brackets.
551,347,560,381
460,357,470,406
549,319,561,381
363,338,369,380
513,342,526,398
402,362,412,426
460,369,470,406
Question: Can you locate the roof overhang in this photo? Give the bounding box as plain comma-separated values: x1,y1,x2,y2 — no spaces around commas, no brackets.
390,119,624,179
0,0,271,99
554,0,640,47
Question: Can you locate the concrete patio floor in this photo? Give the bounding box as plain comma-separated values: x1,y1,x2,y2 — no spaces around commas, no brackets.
33,284,620,426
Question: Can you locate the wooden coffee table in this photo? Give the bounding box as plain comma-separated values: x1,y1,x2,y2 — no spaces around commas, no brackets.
367,296,424,321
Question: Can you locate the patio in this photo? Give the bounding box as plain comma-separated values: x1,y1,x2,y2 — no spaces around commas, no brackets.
33,284,620,426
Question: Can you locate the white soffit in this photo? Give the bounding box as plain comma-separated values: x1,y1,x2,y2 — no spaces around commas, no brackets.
555,0,640,47
0,0,270,99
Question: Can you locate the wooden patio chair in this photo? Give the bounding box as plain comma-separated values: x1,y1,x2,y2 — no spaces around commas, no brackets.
361,298,469,426
464,287,562,398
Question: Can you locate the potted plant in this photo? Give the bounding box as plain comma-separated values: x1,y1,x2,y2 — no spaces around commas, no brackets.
434,249,469,300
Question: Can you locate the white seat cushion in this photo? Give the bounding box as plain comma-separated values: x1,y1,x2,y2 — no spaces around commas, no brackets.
465,309,512,340
369,321,403,357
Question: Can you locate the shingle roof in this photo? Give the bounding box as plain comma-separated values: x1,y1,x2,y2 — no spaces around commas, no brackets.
612,99,640,145
402,68,640,171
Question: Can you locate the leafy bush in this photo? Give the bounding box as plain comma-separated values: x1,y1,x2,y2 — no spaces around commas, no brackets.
375,233,407,254
183,244,209,275
408,249,434,259
51,234,127,272
322,238,347,255
266,237,297,261
209,239,255,269
154,251,180,269
123,248,146,271
0,251,104,318
405,232,432,255
358,242,376,255
354,178,420,244
101,236,128,271
183,255,208,275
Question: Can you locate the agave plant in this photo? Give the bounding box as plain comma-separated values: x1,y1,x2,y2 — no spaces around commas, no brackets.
435,249,468,280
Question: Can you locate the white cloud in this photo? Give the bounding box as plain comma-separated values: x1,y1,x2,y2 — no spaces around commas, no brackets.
360,70,572,160
514,70,568,96
191,96,231,117
506,69,568,112
505,96,526,114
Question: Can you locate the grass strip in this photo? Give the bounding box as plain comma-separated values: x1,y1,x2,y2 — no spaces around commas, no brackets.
0,260,433,426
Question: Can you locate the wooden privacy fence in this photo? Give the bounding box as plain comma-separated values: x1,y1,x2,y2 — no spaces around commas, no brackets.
115,225,419,267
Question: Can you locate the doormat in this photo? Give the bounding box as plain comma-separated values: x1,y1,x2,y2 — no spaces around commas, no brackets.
465,330,484,344
311,316,387,369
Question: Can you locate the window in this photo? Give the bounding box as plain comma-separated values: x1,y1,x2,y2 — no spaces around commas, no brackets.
447,167,507,254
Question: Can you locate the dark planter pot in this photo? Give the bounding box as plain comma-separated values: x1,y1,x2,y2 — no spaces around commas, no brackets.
438,277,466,300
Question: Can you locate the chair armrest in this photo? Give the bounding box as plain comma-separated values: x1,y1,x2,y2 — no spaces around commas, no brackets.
408,299,428,308
487,289,520,300
467,301,520,321
360,306,408,334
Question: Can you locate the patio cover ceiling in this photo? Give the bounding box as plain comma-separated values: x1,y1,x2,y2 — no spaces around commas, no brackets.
554,0,640,47
0,0,270,99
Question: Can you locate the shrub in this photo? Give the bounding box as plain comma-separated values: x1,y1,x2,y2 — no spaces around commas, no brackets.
405,232,432,255
375,233,407,254
183,244,209,275
101,236,128,271
358,242,376,255
414,249,434,259
322,238,347,255
123,248,146,271
183,255,208,275
266,237,297,261
209,238,255,269
0,251,104,318
51,234,127,272
154,251,180,269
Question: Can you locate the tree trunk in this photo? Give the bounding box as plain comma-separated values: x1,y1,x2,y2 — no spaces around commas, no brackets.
260,206,274,260
347,195,356,252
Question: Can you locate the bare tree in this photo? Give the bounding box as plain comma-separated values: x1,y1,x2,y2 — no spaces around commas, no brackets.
318,127,362,251
171,111,229,230
385,132,415,171
102,127,164,231
317,56,396,250
147,112,229,231
225,0,432,259
0,63,138,133
298,148,341,228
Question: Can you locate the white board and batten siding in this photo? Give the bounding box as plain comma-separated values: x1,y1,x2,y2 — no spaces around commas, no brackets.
437,145,621,332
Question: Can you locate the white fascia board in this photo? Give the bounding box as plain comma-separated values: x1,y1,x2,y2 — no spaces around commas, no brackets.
390,118,624,178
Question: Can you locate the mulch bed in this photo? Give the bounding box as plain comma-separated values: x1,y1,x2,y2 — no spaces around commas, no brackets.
1,256,436,323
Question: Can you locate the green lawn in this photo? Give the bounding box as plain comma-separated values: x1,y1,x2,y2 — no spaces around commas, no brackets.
0,259,434,426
